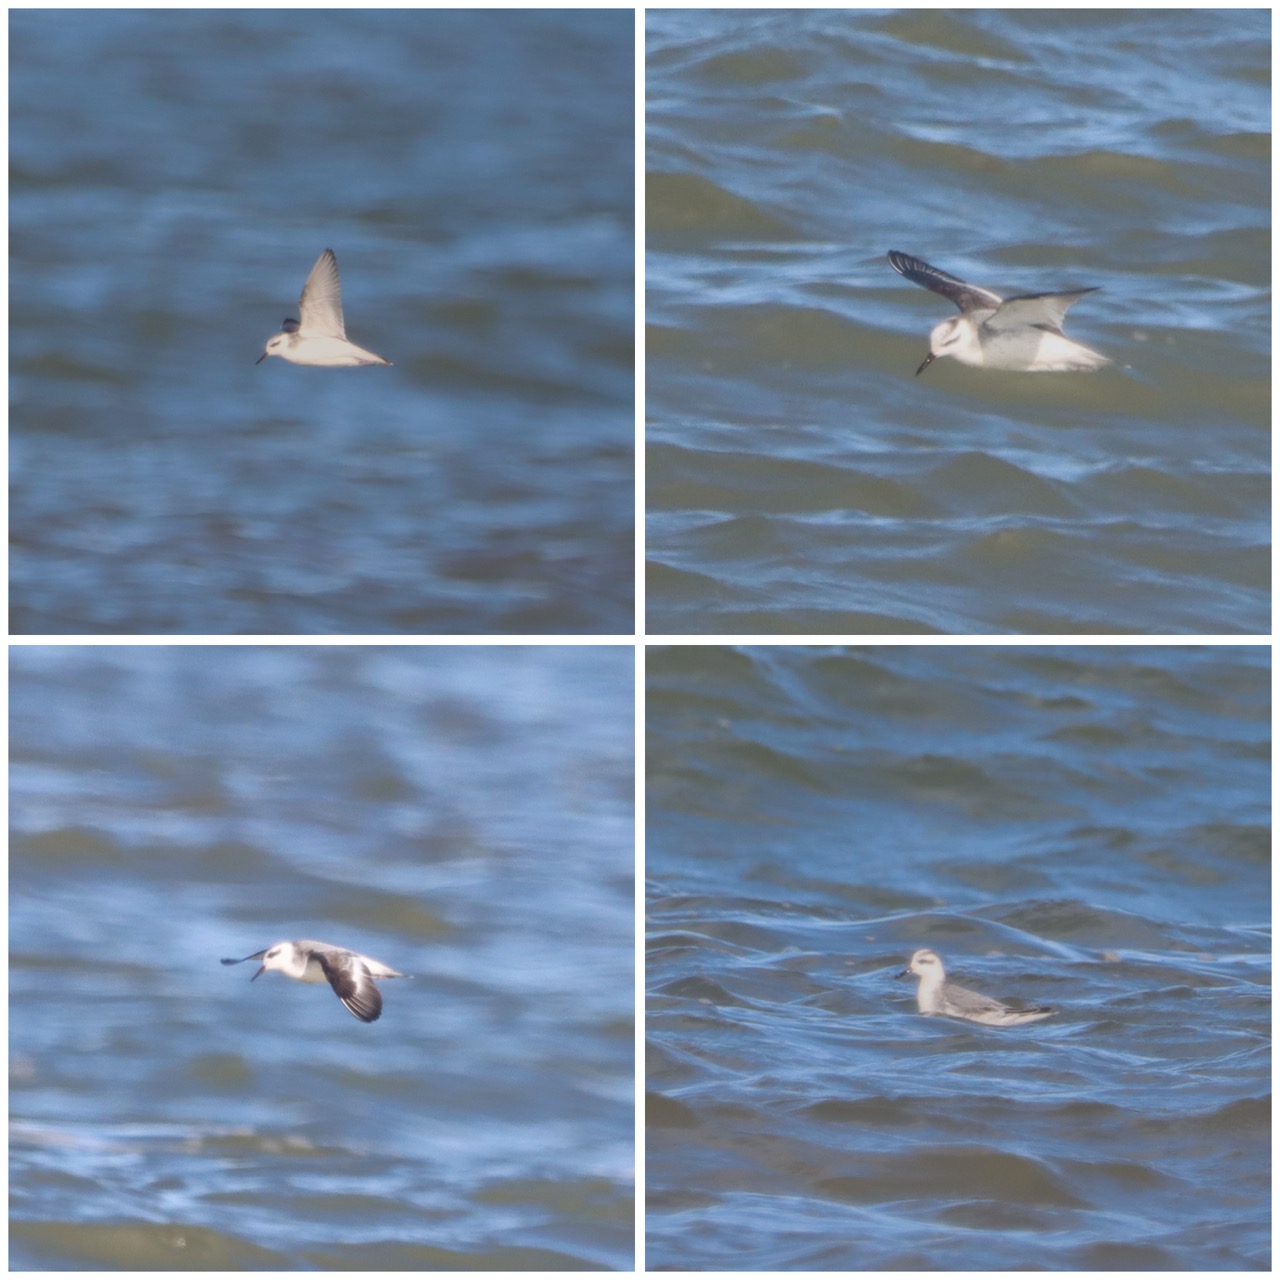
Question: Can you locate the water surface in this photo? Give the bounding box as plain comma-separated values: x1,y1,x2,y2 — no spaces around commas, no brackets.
647,9,1268,634
647,644,1269,1269
12,10,634,634
11,645,634,1269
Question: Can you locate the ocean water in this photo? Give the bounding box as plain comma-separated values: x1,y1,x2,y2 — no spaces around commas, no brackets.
10,646,634,1269
10,9,634,635
647,644,1269,1270
647,9,1269,634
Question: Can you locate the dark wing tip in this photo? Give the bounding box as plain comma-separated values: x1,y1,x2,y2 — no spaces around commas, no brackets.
348,999,381,1023
887,250,937,277
341,986,383,1022
317,951,383,1022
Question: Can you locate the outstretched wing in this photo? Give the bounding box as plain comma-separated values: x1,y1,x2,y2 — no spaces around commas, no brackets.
888,250,1003,313
987,287,1100,335
317,951,382,1022
298,249,347,339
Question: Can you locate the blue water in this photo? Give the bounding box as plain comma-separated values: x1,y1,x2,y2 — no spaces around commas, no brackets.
647,644,1269,1270
10,646,634,1269
647,9,1269,634
11,10,634,634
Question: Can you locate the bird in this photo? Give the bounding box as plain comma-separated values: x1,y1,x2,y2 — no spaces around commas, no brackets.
896,948,1056,1026
221,939,409,1022
257,249,392,367
887,250,1109,375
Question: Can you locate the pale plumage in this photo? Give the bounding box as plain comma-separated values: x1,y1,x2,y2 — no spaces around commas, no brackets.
888,250,1109,375
257,249,391,367
222,939,408,1022
896,948,1055,1026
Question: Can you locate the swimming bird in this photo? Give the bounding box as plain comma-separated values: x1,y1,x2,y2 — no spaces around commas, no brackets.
221,940,409,1022
257,249,392,367
887,250,1109,375
896,948,1055,1026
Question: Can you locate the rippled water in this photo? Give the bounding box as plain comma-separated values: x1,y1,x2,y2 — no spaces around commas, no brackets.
11,10,633,635
647,9,1269,634
10,646,634,1269
647,645,1269,1270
